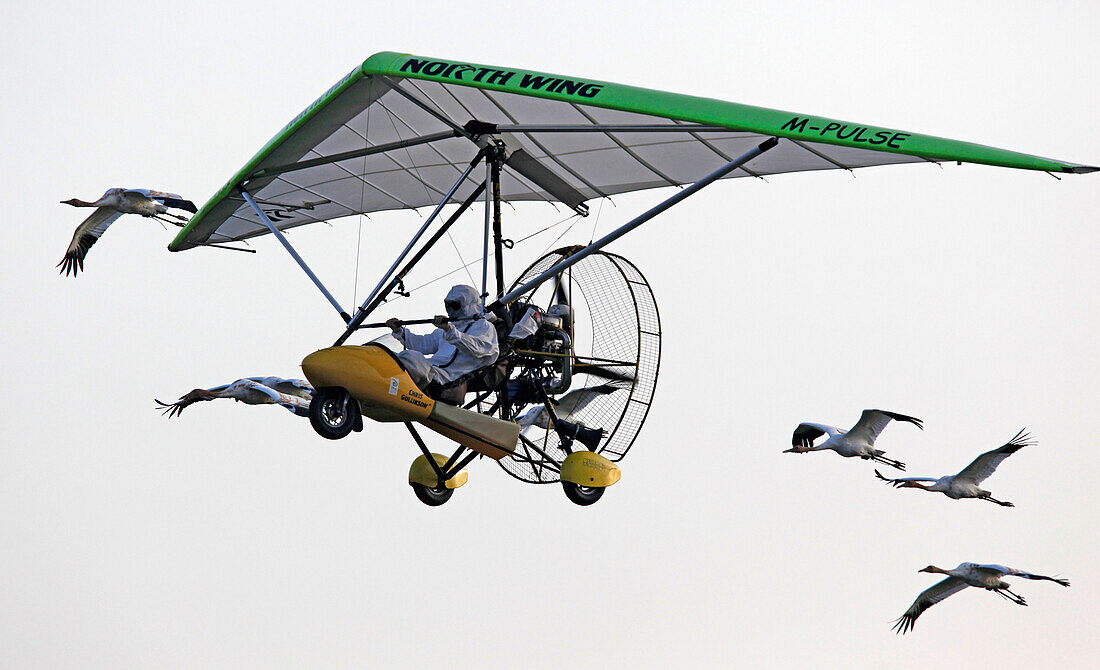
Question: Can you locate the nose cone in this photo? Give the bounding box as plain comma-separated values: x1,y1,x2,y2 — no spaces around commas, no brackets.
300,344,432,422
301,347,355,389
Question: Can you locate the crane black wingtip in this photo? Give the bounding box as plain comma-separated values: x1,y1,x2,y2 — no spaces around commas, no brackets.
162,197,198,213
875,410,924,430
1005,428,1035,449
57,256,82,276
891,614,916,635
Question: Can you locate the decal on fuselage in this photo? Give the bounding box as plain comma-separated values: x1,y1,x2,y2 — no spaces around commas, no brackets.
580,456,614,472
400,387,429,409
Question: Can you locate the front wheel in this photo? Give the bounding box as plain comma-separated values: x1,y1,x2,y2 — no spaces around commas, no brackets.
411,482,454,506
308,387,360,440
562,482,605,506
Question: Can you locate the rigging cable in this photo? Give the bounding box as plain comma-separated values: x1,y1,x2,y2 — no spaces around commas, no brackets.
400,210,581,297
447,230,478,287
588,196,606,244
386,88,481,291
536,212,583,258
352,91,373,308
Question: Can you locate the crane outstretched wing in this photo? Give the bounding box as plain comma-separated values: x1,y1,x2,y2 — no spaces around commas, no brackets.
156,378,310,418
847,409,923,446
57,208,124,276
791,422,832,448
126,189,198,213
518,384,623,431
247,377,315,399
986,565,1071,587
156,388,221,418
892,576,968,634
956,429,1032,484
874,469,936,487
555,383,623,416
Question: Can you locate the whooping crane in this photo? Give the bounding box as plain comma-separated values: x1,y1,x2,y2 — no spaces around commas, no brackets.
58,188,197,276
875,429,1033,506
516,384,623,451
893,562,1070,634
516,383,623,430
784,409,922,471
156,377,314,418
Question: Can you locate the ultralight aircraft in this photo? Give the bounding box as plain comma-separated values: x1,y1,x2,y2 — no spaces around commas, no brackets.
165,52,1095,506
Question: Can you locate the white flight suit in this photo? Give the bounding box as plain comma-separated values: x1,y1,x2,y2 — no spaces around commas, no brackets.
394,285,499,387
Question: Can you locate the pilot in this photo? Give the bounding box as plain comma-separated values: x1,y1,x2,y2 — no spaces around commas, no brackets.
386,285,499,388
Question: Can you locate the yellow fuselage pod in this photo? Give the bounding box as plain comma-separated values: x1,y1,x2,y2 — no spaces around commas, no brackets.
560,451,621,488
301,345,520,460
420,401,519,461
302,345,433,422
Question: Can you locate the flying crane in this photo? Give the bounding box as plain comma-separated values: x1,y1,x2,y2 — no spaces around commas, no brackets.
875,429,1033,506
58,188,197,276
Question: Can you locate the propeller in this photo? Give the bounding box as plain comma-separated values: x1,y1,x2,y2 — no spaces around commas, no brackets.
573,363,635,384
548,266,636,383
554,275,569,306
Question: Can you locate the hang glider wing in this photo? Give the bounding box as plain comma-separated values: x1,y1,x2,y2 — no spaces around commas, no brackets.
170,51,1096,251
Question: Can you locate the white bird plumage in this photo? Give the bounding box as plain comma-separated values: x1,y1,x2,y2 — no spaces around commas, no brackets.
516,383,623,431
784,409,922,470
59,188,197,276
893,562,1070,634
875,429,1033,506
156,377,314,418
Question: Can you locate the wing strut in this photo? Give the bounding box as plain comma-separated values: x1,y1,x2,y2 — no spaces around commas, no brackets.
481,153,492,307
246,130,460,181
240,188,351,323
489,137,780,312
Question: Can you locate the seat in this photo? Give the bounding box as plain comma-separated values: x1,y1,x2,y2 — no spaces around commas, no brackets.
423,308,521,406
424,347,512,406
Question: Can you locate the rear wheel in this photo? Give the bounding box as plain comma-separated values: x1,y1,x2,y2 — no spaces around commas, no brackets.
308,387,359,440
562,482,605,506
411,482,454,506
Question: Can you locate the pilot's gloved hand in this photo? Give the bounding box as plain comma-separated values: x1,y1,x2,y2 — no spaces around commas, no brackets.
386,318,402,336
431,314,451,330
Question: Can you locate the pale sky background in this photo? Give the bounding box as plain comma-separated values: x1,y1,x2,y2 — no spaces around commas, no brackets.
2,1,1097,668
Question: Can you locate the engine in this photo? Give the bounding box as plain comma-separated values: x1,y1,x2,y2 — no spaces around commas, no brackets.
506,303,573,397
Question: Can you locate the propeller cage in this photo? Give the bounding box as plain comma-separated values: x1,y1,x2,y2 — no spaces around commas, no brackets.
500,247,662,484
